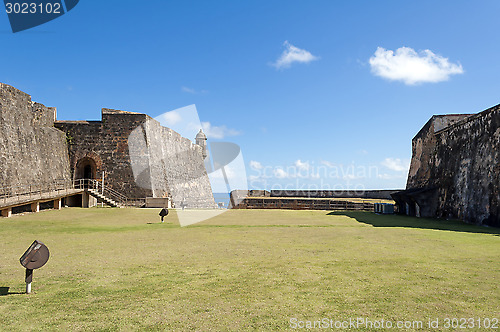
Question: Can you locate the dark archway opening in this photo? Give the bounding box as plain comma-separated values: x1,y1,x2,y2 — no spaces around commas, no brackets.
75,158,97,188
83,164,93,179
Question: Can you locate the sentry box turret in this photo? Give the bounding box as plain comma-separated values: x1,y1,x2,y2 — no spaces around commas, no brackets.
19,240,50,294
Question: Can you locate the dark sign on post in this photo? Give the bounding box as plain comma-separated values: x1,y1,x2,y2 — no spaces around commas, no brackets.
19,240,49,293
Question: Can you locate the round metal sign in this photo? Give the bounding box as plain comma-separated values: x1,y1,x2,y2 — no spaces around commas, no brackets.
20,241,50,270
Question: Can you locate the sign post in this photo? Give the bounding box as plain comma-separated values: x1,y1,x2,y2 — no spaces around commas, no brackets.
25,269,33,293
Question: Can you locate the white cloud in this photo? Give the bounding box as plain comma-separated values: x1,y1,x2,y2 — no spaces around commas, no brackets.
377,173,406,180
267,162,320,179
273,41,319,69
208,165,239,179
201,121,241,139
381,158,409,172
320,160,336,168
294,159,310,171
310,173,320,179
249,160,263,170
274,168,288,178
369,46,464,85
248,175,261,181
158,110,182,126
181,86,208,94
181,86,196,94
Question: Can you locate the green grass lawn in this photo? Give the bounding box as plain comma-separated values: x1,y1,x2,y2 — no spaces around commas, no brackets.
0,208,499,331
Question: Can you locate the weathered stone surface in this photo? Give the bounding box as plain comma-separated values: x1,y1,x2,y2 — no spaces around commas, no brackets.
407,114,471,188
55,109,215,208
0,83,71,192
129,116,215,208
401,105,500,226
0,83,215,209
55,109,151,199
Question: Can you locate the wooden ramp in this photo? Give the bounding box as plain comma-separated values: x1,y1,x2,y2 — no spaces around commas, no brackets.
0,188,84,210
0,179,128,217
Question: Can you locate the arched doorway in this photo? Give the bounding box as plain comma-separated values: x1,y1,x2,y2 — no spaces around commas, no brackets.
75,158,97,187
83,164,93,179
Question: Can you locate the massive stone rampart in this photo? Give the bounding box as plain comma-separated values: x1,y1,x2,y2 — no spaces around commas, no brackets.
130,116,215,208
400,105,500,226
0,83,71,191
0,83,215,208
431,106,500,225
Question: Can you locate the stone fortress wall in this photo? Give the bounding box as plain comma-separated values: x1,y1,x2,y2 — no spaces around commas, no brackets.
0,83,215,209
393,104,500,227
55,110,216,208
127,114,215,208
0,83,71,193
54,110,152,199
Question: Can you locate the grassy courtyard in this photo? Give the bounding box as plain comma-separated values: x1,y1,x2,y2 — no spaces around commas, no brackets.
0,208,498,331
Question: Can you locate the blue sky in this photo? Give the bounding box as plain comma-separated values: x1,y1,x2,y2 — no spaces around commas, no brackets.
2,1,500,192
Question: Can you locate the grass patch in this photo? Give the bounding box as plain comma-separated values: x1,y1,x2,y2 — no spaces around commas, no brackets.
0,208,498,331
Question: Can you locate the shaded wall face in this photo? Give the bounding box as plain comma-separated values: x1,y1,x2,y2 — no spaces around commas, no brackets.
406,109,500,226
0,84,71,191
407,120,436,189
407,115,472,190
431,109,500,226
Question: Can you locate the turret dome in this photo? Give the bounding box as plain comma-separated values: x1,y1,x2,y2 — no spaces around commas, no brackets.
196,129,207,140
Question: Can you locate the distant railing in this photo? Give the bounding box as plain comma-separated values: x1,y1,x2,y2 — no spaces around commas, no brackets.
0,179,74,206
0,178,129,207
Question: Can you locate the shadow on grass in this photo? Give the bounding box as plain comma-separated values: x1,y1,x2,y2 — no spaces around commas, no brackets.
328,211,500,235
0,287,24,296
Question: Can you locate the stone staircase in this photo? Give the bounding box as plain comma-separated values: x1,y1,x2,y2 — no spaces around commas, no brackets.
87,189,123,208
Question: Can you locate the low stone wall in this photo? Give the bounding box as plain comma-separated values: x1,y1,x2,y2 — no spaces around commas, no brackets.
269,189,397,199
145,197,171,208
231,197,375,211
231,189,398,201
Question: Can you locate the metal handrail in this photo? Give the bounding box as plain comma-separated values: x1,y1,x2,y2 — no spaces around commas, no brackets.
77,179,128,206
0,179,74,206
